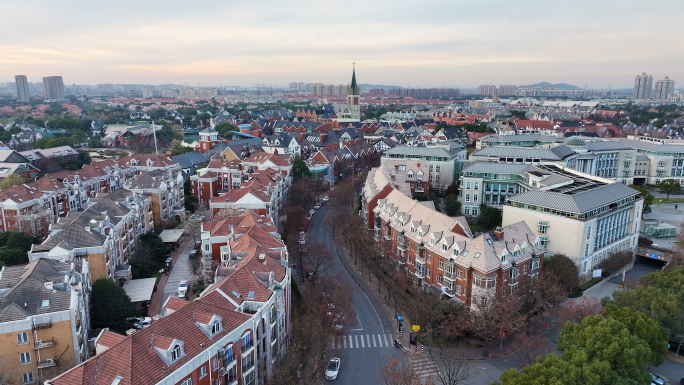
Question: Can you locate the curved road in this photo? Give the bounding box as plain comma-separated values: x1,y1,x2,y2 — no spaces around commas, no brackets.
310,206,399,384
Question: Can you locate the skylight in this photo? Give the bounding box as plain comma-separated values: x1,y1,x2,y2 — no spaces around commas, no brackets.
247,291,255,299
231,291,241,298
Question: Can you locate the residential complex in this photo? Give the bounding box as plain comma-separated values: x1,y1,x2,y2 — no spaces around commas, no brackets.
42,76,65,101
15,75,29,102
362,163,546,306
653,76,675,101
382,143,467,191
0,259,91,385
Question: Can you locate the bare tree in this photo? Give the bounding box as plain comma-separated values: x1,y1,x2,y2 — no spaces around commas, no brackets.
299,241,334,286
468,286,524,356
511,334,553,367
378,356,429,385
558,296,604,325
432,355,476,385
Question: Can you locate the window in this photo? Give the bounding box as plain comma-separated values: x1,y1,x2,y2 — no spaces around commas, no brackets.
456,284,462,294
211,321,222,334
17,332,28,345
407,171,413,178
40,300,49,308
171,345,182,361
457,269,462,278
426,268,430,278
537,221,548,234
472,206,478,216
587,226,591,240
199,365,207,378
20,352,31,364
441,244,448,251
22,372,33,384
474,182,479,190
465,194,470,202
583,261,588,272
464,206,470,215
438,260,443,270
473,194,478,203
243,334,251,350
205,243,210,252
585,243,590,257
437,275,443,284
466,181,471,189
180,378,192,385
417,171,423,180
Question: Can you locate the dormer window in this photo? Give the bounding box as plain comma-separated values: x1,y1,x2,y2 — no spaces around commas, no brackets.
430,238,435,246
211,320,222,334
452,248,458,255
171,344,182,361
441,244,448,251
500,254,506,263
410,226,414,233
418,231,423,238
407,171,414,178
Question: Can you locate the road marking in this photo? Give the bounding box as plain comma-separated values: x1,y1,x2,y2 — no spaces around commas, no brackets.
366,334,371,347
331,337,335,349
349,335,353,349
360,335,365,348
372,334,377,347
355,335,359,348
385,334,391,347
343,337,347,349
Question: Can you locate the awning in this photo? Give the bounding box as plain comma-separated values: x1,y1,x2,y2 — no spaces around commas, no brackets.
159,229,184,243
122,278,157,303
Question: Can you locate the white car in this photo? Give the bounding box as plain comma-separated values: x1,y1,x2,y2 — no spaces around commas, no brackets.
325,357,340,380
178,280,188,300
309,208,316,216
129,316,152,329
314,203,321,210
650,372,665,385
322,195,329,202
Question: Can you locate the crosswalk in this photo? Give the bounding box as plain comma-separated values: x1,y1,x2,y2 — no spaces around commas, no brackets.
330,333,395,350
410,356,440,378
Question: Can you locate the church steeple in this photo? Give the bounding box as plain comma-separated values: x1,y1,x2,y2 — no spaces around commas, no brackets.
350,63,360,95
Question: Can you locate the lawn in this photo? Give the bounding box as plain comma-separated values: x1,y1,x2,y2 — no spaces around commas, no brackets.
654,197,684,204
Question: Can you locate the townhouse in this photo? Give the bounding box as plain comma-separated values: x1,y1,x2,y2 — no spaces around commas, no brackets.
369,188,545,307
382,143,467,191
124,169,185,230
46,239,290,385
209,171,286,221
0,259,91,385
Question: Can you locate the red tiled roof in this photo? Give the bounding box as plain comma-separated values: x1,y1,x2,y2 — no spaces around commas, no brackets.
164,297,189,312
96,330,126,349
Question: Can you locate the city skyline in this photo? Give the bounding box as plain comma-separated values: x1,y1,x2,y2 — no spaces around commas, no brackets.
1,0,683,88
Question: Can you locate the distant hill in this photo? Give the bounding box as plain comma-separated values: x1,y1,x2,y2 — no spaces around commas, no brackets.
534,82,580,90
361,84,404,90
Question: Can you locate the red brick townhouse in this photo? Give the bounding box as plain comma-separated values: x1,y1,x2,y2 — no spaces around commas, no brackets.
363,166,546,308
46,242,291,385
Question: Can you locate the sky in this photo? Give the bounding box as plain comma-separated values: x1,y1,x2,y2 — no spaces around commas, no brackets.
1,0,683,89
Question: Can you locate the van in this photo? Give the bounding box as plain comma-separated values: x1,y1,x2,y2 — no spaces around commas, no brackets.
164,257,173,272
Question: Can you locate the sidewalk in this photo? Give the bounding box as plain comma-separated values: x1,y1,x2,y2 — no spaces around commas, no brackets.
148,234,193,316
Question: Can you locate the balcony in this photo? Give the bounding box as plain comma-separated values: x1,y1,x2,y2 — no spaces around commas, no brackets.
241,341,253,353
397,235,406,251
34,339,55,349
33,321,52,330
444,271,455,281
242,360,254,373
508,275,519,285
37,358,57,369
530,267,539,277
383,232,392,241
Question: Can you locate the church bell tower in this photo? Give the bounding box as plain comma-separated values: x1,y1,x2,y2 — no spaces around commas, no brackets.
347,63,361,121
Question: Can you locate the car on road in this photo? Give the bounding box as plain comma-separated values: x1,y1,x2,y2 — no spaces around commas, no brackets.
322,195,329,202
325,357,340,380
309,208,316,216
189,251,198,258
178,280,188,300
299,232,306,245
650,372,665,385
314,203,321,210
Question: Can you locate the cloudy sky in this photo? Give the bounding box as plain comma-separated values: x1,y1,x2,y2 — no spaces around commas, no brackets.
1,0,683,88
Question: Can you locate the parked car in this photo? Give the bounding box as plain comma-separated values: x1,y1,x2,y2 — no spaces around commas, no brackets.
314,203,321,210
650,372,665,385
178,280,188,300
322,195,329,202
164,257,173,272
325,357,341,380
309,208,316,216
129,316,153,329
189,251,198,258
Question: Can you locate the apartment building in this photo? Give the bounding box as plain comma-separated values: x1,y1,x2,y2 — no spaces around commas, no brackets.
564,138,639,184
20,146,79,170
209,171,286,220
29,190,155,282
469,146,575,165
46,244,290,385
118,154,181,174
370,188,544,307
0,259,90,385
124,169,185,230
502,165,643,278
382,144,466,191
618,136,684,185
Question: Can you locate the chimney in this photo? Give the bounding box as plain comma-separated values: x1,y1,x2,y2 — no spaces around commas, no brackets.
494,230,504,240
258,253,266,261
165,151,172,159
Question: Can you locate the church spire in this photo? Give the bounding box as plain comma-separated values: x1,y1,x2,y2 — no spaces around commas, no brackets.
350,62,359,95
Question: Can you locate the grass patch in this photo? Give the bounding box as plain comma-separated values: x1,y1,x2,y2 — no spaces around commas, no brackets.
654,197,684,204
579,276,603,291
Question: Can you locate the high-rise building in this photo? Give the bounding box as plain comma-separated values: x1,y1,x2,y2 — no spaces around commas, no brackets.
42,76,65,100
654,76,675,101
478,84,496,95
633,72,653,100
492,87,499,103
15,75,30,102
498,85,517,96
142,86,153,98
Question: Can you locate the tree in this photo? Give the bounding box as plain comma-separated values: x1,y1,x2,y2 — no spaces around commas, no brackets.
542,254,579,293
214,122,238,137
185,195,199,212
477,204,501,231
596,250,632,275
511,334,554,368
630,184,653,212
119,150,129,158
90,278,138,334
0,174,26,190
606,305,668,366
444,194,460,216
658,178,681,200
378,356,425,385
292,155,312,181
0,232,38,267
497,354,583,385
557,314,651,385
432,355,476,385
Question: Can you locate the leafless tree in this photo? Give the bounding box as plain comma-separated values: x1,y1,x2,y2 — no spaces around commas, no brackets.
378,356,429,385
299,241,334,286
511,334,554,367
559,296,604,325
468,286,524,356
432,355,476,385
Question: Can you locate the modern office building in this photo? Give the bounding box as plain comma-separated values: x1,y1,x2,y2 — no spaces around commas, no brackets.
654,76,675,101
618,136,684,185
502,165,643,279
42,76,65,101
15,75,30,102
633,72,653,100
